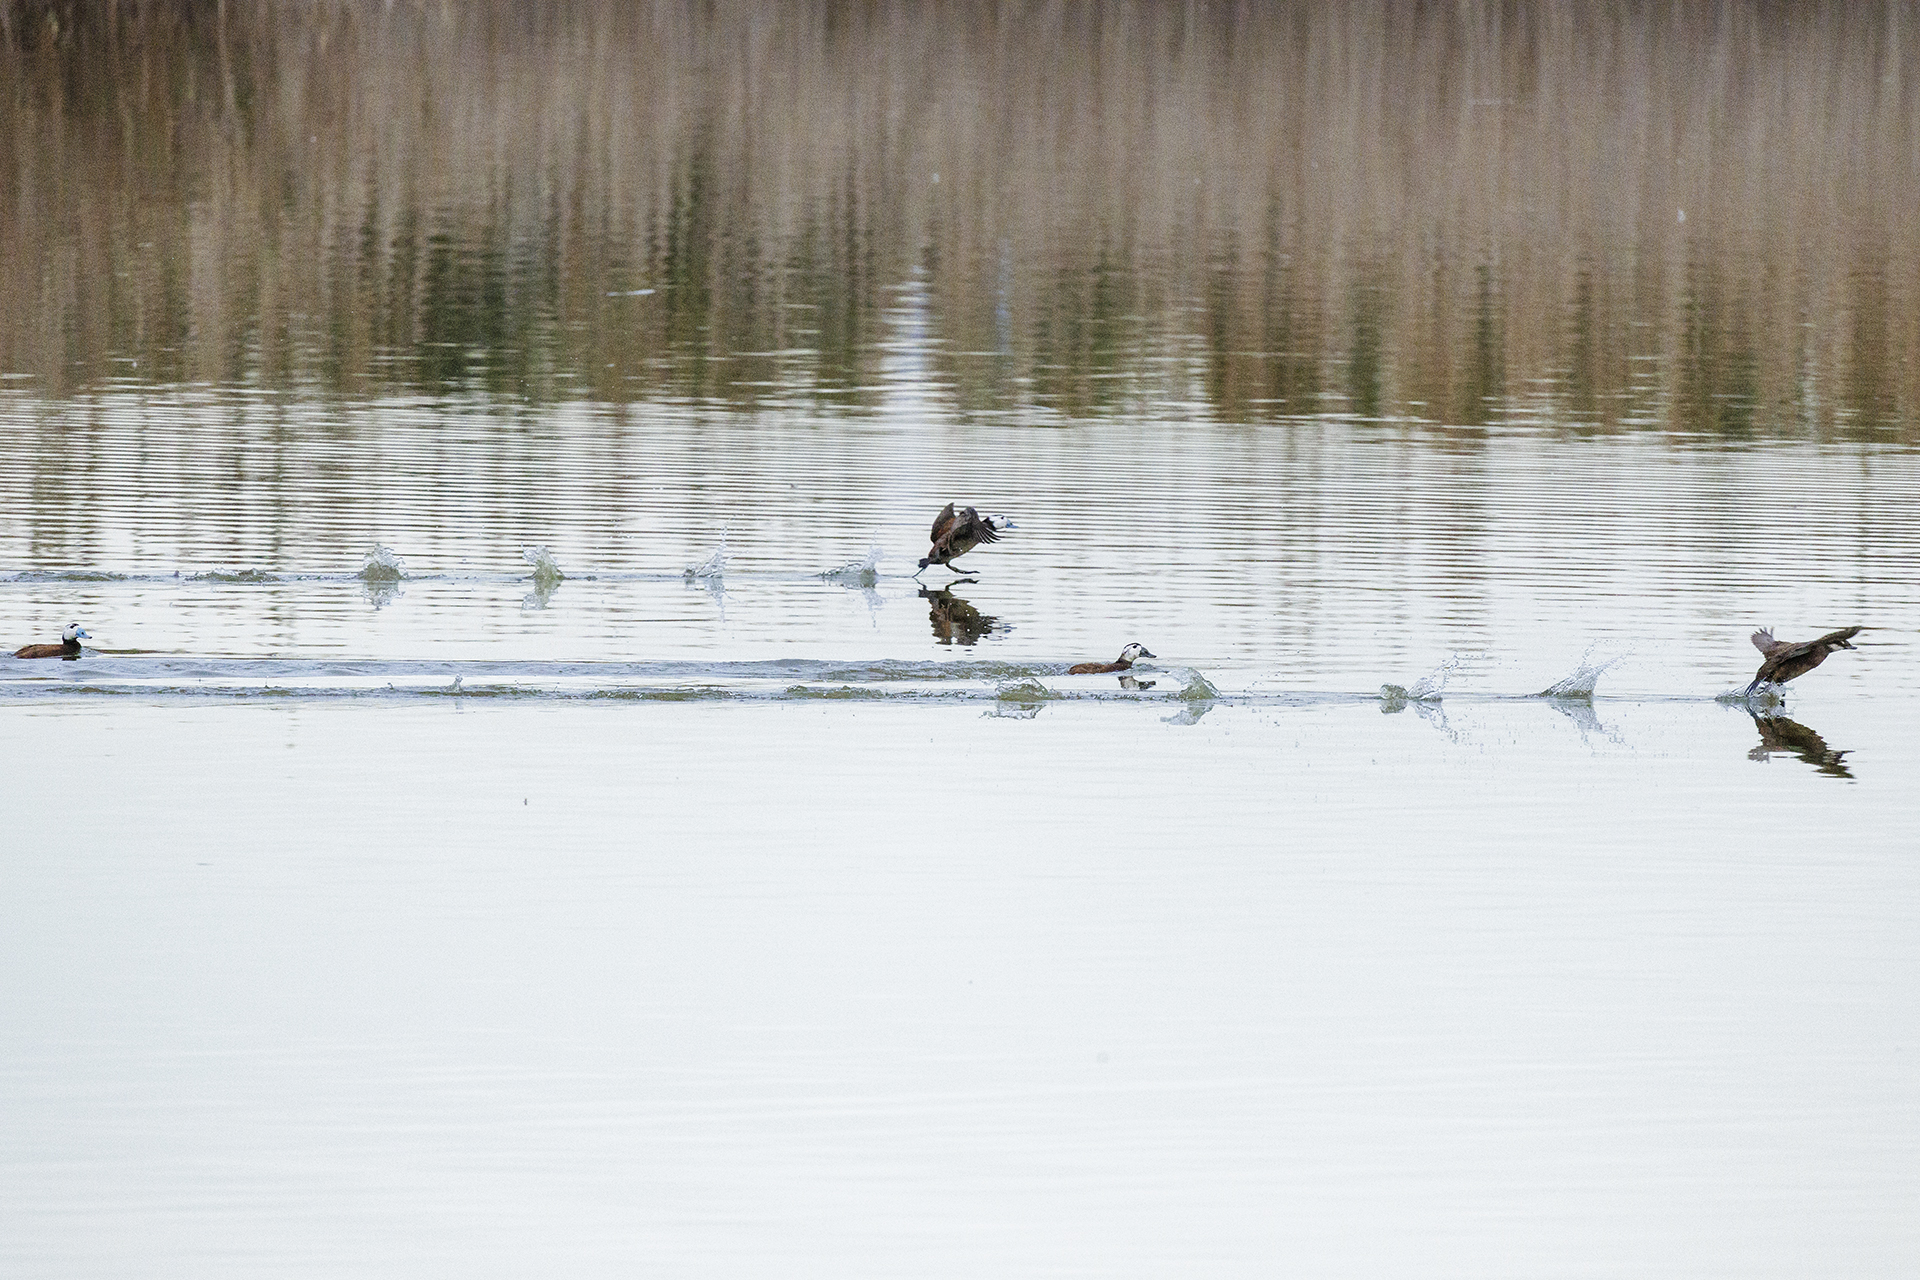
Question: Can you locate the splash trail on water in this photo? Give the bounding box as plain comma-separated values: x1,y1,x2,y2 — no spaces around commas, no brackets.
1536,648,1629,699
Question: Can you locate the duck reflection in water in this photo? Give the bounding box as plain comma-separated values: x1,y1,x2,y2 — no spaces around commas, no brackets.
1748,711,1853,779
920,585,1000,646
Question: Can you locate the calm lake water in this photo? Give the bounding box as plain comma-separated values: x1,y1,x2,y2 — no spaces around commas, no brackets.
4,4,1918,1277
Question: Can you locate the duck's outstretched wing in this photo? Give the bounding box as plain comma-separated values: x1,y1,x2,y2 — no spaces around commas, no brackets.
929,503,958,544
1751,628,1785,656
955,507,1001,544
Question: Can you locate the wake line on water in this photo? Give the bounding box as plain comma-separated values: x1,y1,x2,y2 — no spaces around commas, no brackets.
4,540,926,587
0,681,1358,706
1,567,945,586
0,678,1737,708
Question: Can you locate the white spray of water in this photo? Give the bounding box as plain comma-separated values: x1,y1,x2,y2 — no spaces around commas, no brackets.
995,677,1055,703
521,544,565,586
1381,652,1470,703
820,545,884,587
1175,669,1220,701
1536,647,1628,699
1407,652,1469,699
684,531,729,580
358,544,405,582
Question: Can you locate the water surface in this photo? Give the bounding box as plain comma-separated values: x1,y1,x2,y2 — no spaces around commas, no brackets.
2,4,1917,1277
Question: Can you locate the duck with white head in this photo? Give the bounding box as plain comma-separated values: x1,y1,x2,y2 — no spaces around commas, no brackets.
12,622,90,660
1069,642,1156,675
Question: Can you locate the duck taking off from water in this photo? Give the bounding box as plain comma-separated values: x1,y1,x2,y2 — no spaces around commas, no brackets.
917,504,1012,577
12,622,89,659
1746,626,1860,694
1069,642,1156,675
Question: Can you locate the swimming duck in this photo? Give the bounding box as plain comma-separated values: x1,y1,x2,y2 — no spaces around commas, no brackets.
1069,642,1156,674
1746,626,1860,694
12,622,90,659
917,504,1012,577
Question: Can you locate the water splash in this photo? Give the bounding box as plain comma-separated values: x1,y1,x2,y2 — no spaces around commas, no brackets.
820,545,884,587
520,545,565,610
1156,668,1219,724
683,532,729,581
358,544,405,583
521,545,565,586
1411,653,1469,699
1382,653,1467,712
1175,669,1220,701
1536,647,1628,699
358,544,405,608
995,677,1057,703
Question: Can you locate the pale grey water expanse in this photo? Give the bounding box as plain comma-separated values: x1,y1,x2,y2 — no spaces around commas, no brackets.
4,3,1920,1277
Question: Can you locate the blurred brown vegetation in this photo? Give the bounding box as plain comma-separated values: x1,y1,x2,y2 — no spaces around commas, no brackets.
1,0,1914,436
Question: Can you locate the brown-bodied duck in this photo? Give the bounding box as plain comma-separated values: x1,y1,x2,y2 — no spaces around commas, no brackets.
1746,626,1860,694
916,503,1013,577
1069,642,1155,675
12,622,90,659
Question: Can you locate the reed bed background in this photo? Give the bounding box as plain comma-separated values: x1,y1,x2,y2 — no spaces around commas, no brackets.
2,0,1914,436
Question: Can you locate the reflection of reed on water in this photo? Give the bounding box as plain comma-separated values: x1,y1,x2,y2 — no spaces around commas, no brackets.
920,586,1000,647
2,3,1913,434
1748,713,1853,780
